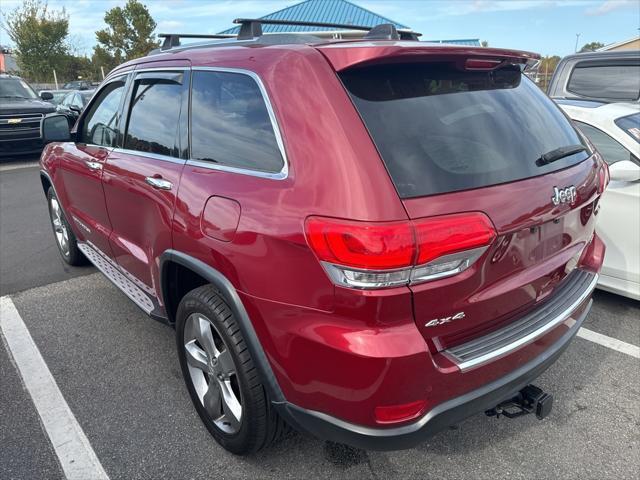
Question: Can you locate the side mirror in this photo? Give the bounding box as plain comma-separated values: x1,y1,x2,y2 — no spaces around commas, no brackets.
609,160,640,182
42,114,71,143
40,91,54,101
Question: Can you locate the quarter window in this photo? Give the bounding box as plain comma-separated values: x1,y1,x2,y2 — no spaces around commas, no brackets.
190,70,284,173
81,78,126,147
124,73,185,158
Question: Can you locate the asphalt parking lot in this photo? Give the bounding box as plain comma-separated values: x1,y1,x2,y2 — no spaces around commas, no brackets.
1,158,639,480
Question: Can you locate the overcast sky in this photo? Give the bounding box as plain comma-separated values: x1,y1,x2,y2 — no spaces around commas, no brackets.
1,0,638,57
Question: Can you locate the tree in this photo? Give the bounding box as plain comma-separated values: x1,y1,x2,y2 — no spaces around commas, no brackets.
1,0,69,82
579,42,604,53
539,55,561,75
93,0,159,72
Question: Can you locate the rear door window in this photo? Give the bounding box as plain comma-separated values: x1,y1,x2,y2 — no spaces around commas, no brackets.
340,63,588,198
190,70,284,173
567,63,640,101
124,72,185,158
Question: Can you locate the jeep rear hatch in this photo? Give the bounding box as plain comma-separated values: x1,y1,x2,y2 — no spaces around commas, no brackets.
334,45,604,355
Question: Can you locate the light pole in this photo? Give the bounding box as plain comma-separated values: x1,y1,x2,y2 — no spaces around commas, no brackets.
575,33,581,53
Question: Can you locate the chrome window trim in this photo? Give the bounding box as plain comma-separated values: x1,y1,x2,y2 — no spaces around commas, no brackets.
111,147,185,165
187,66,289,180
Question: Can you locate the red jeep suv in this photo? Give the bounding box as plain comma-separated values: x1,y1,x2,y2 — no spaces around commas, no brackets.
39,21,607,454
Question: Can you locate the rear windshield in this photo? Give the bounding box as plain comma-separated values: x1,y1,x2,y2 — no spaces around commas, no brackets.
567,64,640,101
340,63,589,198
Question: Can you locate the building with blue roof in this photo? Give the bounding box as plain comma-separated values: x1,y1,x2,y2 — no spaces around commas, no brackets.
219,0,480,46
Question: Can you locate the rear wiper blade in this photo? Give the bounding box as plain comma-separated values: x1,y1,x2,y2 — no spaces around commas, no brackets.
536,144,587,166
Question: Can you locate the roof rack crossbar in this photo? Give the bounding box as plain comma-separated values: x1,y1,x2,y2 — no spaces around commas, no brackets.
237,20,263,40
233,18,421,37
158,33,236,50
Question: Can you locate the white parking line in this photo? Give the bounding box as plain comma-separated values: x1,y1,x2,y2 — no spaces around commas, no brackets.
0,296,109,480
0,161,39,172
578,327,640,359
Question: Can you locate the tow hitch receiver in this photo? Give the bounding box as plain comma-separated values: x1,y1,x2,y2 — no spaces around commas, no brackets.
485,385,553,420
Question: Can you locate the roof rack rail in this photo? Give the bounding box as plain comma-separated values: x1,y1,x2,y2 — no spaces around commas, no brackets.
232,18,421,41
158,33,236,51
155,19,421,53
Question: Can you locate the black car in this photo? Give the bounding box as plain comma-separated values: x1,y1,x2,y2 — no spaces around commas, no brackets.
0,74,56,156
548,50,639,103
61,80,93,90
56,90,95,126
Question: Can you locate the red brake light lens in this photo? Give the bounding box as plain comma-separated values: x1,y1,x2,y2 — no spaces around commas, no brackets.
374,400,427,424
464,58,503,70
414,213,496,265
305,217,415,269
305,213,496,288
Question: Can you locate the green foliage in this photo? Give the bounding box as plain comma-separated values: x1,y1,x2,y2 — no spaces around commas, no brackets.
579,42,605,53
539,55,561,74
93,0,159,71
2,0,69,82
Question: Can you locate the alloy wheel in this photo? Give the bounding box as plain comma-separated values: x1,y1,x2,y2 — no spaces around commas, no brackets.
50,197,70,257
183,313,243,434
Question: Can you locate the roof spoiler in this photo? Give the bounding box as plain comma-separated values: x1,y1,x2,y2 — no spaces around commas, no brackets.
316,43,540,72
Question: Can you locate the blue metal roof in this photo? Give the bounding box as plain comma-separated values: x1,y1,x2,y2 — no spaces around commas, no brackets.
219,0,409,34
425,39,481,46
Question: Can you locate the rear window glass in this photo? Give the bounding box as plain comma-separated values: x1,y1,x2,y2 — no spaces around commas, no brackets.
567,64,640,101
340,63,588,198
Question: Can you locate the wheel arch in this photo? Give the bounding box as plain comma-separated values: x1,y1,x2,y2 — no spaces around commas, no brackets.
39,170,53,197
159,249,286,404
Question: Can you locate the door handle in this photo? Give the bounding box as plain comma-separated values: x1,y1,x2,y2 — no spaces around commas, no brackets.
85,161,102,171
145,176,173,190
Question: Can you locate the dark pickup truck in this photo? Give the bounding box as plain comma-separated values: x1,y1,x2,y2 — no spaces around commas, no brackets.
0,73,56,156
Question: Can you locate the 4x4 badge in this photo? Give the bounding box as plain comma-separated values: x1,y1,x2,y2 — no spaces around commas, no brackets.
551,185,577,206
425,311,465,328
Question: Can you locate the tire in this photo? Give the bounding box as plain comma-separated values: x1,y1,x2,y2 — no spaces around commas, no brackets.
176,285,290,454
47,187,86,266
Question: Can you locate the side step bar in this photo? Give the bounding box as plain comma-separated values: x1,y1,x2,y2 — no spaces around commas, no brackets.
77,242,167,321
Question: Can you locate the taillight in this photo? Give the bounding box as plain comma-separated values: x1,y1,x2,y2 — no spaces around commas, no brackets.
305,217,415,269
305,213,496,289
412,213,496,284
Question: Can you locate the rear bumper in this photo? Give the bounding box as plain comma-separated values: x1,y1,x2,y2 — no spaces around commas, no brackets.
277,297,592,451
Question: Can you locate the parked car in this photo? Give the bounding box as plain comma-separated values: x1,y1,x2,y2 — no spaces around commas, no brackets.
38,22,607,454
557,100,640,300
39,89,68,105
548,50,640,104
0,73,56,156
56,89,95,126
61,79,93,90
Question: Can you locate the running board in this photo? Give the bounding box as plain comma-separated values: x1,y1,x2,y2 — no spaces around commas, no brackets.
78,242,168,322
